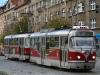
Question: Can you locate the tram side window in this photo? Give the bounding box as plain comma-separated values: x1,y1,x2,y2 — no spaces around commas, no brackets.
7,39,10,45
9,39,11,45
16,38,18,45
69,37,75,48
61,36,68,49
46,37,50,49
41,37,45,47
21,38,24,45
34,37,40,50
19,38,24,45
54,37,59,47
4,39,7,45
12,38,17,45
30,38,32,47
11,38,13,45
14,38,17,45
31,38,34,48
4,39,9,54
7,39,8,45
19,38,21,45
25,38,30,47
49,36,59,48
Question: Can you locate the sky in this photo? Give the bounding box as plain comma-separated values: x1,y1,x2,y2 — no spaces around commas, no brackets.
0,0,7,6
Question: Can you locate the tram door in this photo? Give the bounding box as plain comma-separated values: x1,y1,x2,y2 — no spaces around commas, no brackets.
40,37,46,64
12,38,16,56
60,36,68,68
19,38,24,60
5,39,10,58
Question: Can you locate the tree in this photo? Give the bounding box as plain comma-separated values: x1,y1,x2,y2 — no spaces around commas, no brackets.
47,16,71,29
13,16,28,34
0,16,29,44
0,35,5,44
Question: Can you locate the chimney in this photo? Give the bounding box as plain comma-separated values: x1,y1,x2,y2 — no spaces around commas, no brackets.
11,0,19,6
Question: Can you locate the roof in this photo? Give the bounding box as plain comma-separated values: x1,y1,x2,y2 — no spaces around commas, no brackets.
47,29,70,36
30,32,46,37
30,29,70,37
12,34,30,38
4,35,12,39
4,33,30,39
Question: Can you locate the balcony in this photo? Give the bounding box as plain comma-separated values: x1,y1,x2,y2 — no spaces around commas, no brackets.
37,5,47,13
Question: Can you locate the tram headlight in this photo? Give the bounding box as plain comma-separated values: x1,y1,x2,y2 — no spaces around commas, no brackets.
92,56,96,60
77,56,81,59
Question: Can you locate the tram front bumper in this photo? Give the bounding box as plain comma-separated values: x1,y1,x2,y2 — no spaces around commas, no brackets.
68,61,96,70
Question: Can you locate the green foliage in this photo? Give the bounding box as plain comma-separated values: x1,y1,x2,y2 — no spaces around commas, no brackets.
0,35,5,44
19,16,28,33
47,16,71,29
0,16,29,44
13,16,28,34
0,71,8,75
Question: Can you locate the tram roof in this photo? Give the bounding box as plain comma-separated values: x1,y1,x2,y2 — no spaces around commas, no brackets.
47,29,70,36
96,34,100,39
14,34,30,38
30,29,70,37
4,33,30,39
30,32,46,37
4,35,12,39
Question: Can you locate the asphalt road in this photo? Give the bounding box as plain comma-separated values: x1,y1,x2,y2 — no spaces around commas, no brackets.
0,56,100,75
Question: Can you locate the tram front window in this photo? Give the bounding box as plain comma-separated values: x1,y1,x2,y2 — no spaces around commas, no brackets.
70,37,95,49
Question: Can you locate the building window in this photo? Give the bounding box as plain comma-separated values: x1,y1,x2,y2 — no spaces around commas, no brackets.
39,15,42,22
73,5,78,15
45,16,48,22
78,3,84,13
56,0,59,4
51,0,53,6
25,8,29,13
8,3,10,9
50,14,53,20
69,7,72,16
56,11,60,16
90,0,96,10
91,18,96,29
78,21,85,26
28,5,33,13
62,8,65,17
61,0,65,3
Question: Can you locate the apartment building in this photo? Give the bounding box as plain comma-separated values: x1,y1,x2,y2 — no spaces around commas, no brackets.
0,0,100,34
29,0,69,31
0,6,5,35
29,0,100,33
65,0,100,33
0,0,17,34
96,0,100,33
0,0,31,34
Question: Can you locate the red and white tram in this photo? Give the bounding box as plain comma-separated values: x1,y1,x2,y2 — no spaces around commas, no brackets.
4,34,30,60
4,26,96,70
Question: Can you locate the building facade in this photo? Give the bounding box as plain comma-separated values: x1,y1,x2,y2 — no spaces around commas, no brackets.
0,6,6,35
0,0,100,34
0,0,16,34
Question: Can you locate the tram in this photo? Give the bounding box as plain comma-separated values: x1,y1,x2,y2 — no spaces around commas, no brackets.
4,34,30,60
4,26,96,70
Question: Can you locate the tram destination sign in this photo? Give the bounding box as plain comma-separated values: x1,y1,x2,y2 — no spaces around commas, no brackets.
76,31,93,36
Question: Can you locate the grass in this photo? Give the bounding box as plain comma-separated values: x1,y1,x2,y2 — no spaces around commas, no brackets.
0,71,8,75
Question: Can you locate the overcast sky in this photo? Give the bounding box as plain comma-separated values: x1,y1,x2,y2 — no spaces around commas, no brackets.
0,0,7,6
